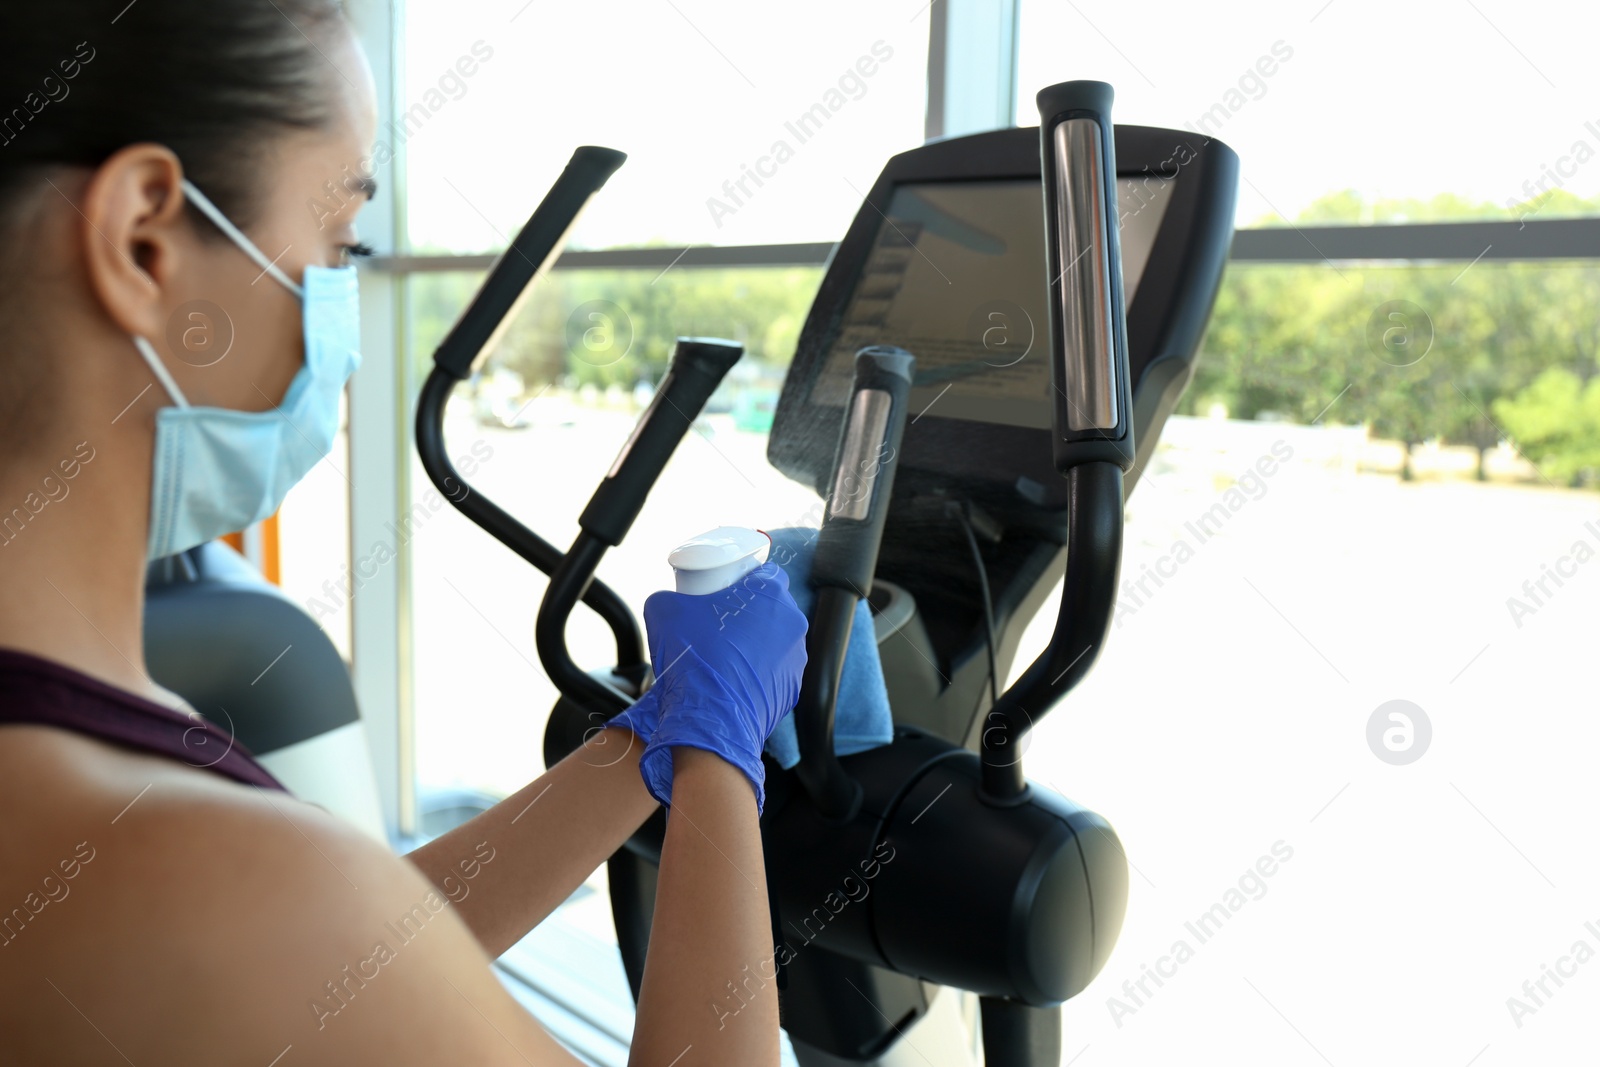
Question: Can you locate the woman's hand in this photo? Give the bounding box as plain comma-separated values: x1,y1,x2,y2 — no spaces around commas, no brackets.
629,561,808,814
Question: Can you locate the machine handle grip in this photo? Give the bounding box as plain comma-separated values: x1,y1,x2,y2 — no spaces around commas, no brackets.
792,346,914,821
432,145,626,380
810,346,916,598
579,338,743,547
1036,81,1134,472
976,84,1136,800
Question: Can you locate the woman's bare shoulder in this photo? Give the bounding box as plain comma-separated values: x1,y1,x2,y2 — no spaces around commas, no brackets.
0,723,297,874
0,726,580,1066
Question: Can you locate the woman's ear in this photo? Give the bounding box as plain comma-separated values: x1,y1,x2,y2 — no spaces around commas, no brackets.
77,144,188,341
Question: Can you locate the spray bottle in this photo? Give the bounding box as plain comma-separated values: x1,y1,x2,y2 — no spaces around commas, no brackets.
668,526,771,594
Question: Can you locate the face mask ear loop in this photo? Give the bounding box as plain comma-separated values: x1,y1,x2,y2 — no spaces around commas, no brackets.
132,335,191,409
179,178,305,300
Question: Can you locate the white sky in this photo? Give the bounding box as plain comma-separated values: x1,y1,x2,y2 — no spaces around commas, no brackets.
396,0,1600,251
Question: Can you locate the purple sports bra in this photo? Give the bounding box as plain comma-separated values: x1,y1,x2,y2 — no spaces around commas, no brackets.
0,647,287,791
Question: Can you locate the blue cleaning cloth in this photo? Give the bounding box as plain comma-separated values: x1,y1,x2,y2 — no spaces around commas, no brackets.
762,527,895,769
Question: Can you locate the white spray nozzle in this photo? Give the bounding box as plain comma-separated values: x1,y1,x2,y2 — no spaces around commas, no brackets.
669,526,771,595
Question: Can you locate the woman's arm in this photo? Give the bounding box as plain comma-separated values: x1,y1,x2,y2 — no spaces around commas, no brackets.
630,747,780,1066
405,734,782,1063
405,725,658,959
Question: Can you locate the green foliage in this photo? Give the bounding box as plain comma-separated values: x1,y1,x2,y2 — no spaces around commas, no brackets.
1260,188,1600,227
406,267,823,392
1189,191,1600,486
1494,368,1600,486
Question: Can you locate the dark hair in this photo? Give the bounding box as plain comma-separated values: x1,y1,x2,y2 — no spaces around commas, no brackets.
0,0,348,230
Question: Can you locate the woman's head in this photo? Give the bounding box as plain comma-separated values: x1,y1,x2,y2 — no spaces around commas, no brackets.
0,0,377,460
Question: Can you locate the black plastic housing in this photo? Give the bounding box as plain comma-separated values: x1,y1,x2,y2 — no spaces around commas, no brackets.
767,124,1239,518
762,726,1129,1007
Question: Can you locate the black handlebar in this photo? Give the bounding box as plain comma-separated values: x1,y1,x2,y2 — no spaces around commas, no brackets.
979,460,1124,799
977,82,1135,802
793,346,915,820
415,145,644,674
809,346,917,597
432,146,626,381
1036,81,1134,473
537,338,745,715
578,339,744,546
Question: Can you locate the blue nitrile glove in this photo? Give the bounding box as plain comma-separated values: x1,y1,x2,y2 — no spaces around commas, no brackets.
633,561,808,815
606,678,662,746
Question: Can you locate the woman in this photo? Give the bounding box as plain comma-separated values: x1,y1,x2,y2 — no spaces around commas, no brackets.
0,2,807,1064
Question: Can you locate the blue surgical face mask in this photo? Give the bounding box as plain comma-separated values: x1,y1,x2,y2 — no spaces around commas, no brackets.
132,178,362,561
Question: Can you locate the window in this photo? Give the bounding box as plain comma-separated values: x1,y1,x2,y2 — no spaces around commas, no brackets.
400,0,930,252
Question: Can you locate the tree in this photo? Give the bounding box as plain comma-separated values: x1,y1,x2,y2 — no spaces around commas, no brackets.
1494,368,1600,486
1182,190,1600,489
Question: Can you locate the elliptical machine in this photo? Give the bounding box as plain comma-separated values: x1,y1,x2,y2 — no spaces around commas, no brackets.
415,82,1238,1067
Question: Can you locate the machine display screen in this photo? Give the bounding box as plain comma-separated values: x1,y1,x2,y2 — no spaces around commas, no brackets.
807,177,1172,429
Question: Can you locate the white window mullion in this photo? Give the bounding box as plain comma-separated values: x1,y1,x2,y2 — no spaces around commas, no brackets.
925,0,1021,142
346,0,416,841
